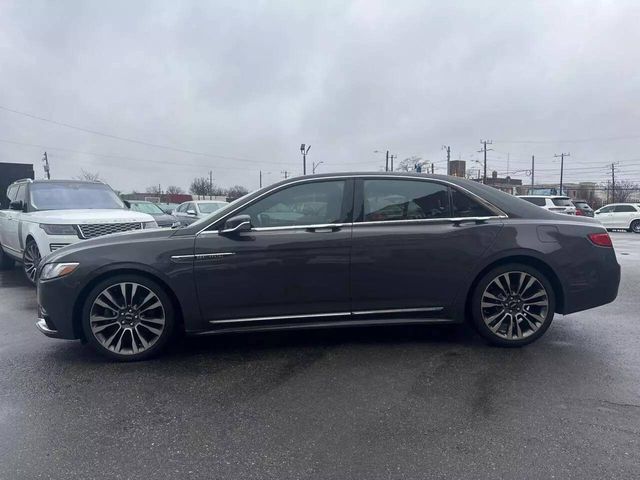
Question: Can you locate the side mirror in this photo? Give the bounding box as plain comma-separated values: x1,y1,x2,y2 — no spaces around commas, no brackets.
9,200,23,211
186,209,197,216
220,214,252,234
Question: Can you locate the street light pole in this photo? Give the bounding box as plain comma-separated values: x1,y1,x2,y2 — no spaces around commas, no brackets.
300,144,311,175
312,161,324,174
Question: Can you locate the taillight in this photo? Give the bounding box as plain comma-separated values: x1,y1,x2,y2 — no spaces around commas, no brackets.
588,232,613,247
575,209,584,216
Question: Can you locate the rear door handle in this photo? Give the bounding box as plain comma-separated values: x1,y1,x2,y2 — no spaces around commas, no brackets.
306,225,341,233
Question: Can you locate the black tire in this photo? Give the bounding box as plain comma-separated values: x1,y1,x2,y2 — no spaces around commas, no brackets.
22,239,41,285
631,220,640,234
81,274,175,361
470,263,556,347
0,243,15,270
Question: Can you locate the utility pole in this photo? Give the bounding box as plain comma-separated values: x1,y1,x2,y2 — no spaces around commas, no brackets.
300,144,311,175
281,170,289,180
478,140,493,184
443,145,451,175
385,150,389,172
431,163,435,174
42,152,51,179
611,163,616,203
554,152,570,195
259,170,262,189
390,154,396,171
531,155,535,189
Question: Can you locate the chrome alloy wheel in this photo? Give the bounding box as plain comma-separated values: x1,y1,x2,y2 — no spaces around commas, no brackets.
480,271,549,340
89,282,165,355
23,241,41,283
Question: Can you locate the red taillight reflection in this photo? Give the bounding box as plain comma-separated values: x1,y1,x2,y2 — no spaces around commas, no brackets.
588,232,613,247
575,209,584,216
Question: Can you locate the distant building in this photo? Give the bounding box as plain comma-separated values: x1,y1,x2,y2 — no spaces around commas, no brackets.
480,170,522,195
0,162,34,208
449,160,466,177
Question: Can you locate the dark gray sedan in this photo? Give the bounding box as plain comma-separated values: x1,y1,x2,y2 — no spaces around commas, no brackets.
126,200,178,228
35,173,620,361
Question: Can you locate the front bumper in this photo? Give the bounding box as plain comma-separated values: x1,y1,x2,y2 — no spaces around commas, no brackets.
35,276,83,340
36,317,63,338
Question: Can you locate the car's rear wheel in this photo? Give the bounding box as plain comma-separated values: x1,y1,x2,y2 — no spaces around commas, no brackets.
22,239,41,285
0,243,15,270
471,263,556,347
81,274,175,361
631,220,640,234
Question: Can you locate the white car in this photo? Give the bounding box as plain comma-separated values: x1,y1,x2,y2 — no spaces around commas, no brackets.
172,200,229,225
517,195,577,215
0,179,157,284
594,203,640,233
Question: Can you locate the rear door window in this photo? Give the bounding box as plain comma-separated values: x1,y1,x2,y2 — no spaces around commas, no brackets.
613,205,638,213
361,179,450,222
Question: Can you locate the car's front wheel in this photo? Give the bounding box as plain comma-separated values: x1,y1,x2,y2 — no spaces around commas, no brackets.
471,263,556,347
631,220,640,234
22,239,41,285
81,274,175,361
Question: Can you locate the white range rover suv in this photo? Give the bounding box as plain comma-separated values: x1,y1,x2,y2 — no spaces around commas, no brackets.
0,179,157,284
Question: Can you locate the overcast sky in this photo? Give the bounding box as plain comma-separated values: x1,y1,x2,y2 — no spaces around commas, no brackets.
1,0,640,193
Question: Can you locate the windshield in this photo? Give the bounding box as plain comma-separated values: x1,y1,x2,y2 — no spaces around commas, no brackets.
30,183,125,211
198,202,229,214
130,202,165,214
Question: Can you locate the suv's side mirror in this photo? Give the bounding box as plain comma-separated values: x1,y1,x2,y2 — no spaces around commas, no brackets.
9,200,23,211
220,214,252,234
186,209,197,216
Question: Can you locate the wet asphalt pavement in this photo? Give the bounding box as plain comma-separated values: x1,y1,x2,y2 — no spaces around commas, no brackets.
0,233,639,479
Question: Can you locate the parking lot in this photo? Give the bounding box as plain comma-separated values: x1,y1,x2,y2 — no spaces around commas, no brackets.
0,232,638,479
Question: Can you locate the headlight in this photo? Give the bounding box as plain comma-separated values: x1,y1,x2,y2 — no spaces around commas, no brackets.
142,221,158,229
40,262,79,280
40,224,77,236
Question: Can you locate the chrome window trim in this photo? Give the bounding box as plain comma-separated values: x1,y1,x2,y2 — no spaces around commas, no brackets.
195,174,508,236
171,252,235,262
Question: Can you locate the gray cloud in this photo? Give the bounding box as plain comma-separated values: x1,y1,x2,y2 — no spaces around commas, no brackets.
1,0,640,192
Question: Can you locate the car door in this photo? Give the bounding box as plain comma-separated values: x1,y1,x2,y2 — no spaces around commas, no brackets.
0,185,18,254
350,177,504,315
613,205,637,228
193,178,353,323
3,184,26,254
595,205,614,226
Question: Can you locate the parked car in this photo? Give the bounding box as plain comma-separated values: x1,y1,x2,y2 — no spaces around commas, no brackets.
0,179,157,284
572,199,594,217
156,203,179,215
594,203,640,233
172,200,229,225
35,172,620,361
125,200,179,228
517,195,577,215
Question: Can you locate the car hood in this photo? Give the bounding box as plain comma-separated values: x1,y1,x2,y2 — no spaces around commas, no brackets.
150,213,177,224
43,227,176,264
26,209,155,224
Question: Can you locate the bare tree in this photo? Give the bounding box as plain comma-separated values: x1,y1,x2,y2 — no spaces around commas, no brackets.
396,156,426,172
146,185,162,195
75,169,101,181
226,185,249,199
613,179,640,203
190,177,213,196
165,185,184,195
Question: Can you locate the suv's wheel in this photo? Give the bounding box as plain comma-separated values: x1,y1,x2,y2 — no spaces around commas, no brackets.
81,274,175,361
471,263,556,347
23,239,41,285
631,220,640,234
0,243,15,270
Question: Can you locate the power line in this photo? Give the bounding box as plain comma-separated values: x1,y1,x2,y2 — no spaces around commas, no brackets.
494,134,640,144
0,104,264,164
